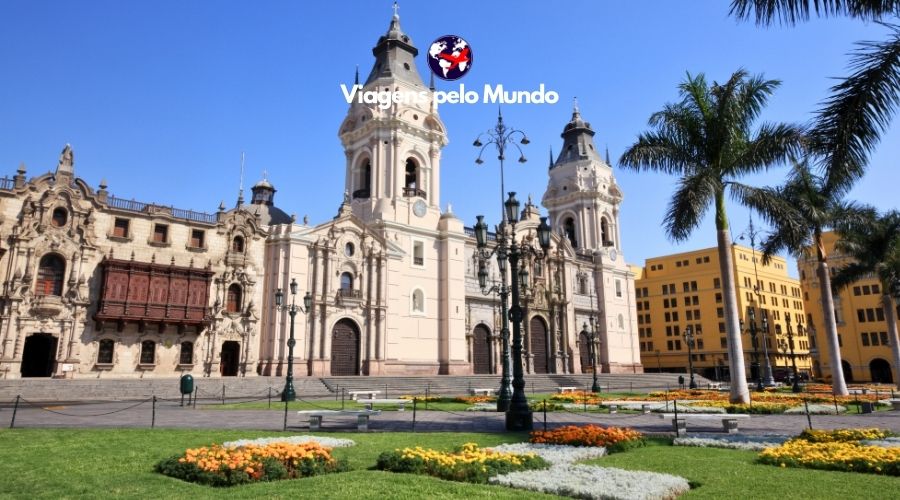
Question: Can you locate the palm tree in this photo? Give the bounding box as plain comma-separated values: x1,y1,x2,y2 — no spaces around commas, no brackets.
832,208,900,390
733,160,857,395
620,69,804,403
731,1,900,191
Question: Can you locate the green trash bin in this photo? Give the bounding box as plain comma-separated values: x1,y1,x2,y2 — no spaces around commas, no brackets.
180,374,194,395
861,402,875,414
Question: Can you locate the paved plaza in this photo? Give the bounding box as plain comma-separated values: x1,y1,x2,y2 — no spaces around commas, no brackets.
4,397,899,435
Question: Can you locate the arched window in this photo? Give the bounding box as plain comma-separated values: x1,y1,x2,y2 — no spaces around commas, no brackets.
601,218,610,246
357,159,372,199
36,254,66,296
97,339,114,364
232,235,245,253
563,217,577,248
179,341,194,365
412,289,425,313
226,284,242,313
51,207,68,227
140,340,156,365
405,158,417,190
340,272,353,292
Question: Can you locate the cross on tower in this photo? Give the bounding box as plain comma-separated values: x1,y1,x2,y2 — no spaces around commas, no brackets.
392,1,399,17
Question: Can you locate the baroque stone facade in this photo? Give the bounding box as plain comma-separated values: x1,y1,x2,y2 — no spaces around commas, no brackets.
256,12,642,377
0,145,269,378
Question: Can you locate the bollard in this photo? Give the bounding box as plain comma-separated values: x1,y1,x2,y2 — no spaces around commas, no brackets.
425,386,430,410
335,384,339,401
673,399,681,436
222,384,226,405
385,383,389,399
151,396,157,429
283,400,289,432
268,387,272,409
341,388,346,410
543,400,547,430
832,394,839,415
412,398,417,431
804,400,813,429
665,389,670,412
193,387,198,409
630,381,633,392
10,395,20,429
855,393,861,414
583,386,588,412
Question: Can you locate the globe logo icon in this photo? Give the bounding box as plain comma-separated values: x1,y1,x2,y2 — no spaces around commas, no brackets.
427,35,473,81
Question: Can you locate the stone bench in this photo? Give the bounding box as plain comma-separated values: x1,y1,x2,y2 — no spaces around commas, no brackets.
296,409,381,431
600,401,656,414
556,386,578,394
347,390,381,401
659,413,750,434
470,388,495,396
357,398,409,411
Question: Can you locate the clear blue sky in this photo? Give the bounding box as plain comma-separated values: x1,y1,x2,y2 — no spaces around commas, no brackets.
1,1,897,276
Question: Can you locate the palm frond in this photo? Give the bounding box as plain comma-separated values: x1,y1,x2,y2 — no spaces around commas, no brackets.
814,26,900,193
732,122,806,175
730,0,900,26
619,130,697,175
831,261,875,291
665,171,720,242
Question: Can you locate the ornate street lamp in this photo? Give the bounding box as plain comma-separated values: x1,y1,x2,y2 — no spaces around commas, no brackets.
473,194,551,431
580,315,601,393
741,306,764,391
784,315,802,393
683,325,698,389
741,216,776,387
273,278,312,402
474,216,512,411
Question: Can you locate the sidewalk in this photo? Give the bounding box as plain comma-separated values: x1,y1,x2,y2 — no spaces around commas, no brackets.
5,398,900,435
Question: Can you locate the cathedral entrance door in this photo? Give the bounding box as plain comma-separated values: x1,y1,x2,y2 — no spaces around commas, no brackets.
21,334,57,377
220,341,240,377
472,324,492,374
530,317,549,374
331,319,360,376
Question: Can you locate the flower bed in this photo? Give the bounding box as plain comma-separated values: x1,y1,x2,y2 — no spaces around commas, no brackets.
490,464,690,500
784,404,846,415
691,401,789,414
674,435,787,451
530,425,644,452
375,443,548,483
155,441,347,486
796,428,895,443
221,435,355,448
455,395,495,404
398,395,443,402
758,428,900,476
488,442,607,464
759,439,900,475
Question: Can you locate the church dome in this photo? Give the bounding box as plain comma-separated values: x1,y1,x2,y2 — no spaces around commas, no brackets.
235,176,293,226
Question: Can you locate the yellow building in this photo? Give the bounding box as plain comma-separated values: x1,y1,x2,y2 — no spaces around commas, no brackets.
633,245,811,383
798,232,896,384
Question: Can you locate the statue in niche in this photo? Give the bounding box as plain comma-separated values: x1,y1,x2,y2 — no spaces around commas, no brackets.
59,144,74,169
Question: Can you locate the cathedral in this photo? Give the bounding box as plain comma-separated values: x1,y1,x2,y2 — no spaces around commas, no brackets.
0,11,641,379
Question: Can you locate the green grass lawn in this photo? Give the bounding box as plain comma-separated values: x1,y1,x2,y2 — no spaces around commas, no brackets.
2,429,898,499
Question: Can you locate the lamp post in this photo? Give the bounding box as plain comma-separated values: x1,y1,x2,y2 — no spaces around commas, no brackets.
580,316,600,393
473,110,529,412
741,307,764,391
474,193,551,431
741,216,776,387
683,325,698,389
785,315,802,393
273,278,312,402
655,350,662,373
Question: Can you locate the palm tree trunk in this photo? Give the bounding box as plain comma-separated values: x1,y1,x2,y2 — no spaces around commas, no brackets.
881,293,900,391
718,229,750,403
817,262,849,395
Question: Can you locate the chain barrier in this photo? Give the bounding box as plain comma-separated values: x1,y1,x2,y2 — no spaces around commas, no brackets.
17,396,153,417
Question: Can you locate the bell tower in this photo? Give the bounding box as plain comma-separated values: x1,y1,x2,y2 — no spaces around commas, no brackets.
542,103,623,252
337,8,448,226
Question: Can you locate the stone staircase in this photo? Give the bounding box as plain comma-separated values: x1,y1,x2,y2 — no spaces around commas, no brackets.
320,373,714,398
0,376,332,403
0,372,714,403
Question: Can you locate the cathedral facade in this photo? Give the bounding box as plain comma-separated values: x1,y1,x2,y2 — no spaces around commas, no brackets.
0,11,641,379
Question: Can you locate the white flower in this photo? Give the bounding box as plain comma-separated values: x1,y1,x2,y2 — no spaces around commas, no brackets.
674,435,787,451
861,437,900,448
784,404,846,414
222,435,355,448
488,443,606,464
491,464,690,500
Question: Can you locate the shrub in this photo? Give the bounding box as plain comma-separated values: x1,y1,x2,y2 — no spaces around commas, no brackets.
375,443,548,483
156,441,347,486
530,425,644,452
